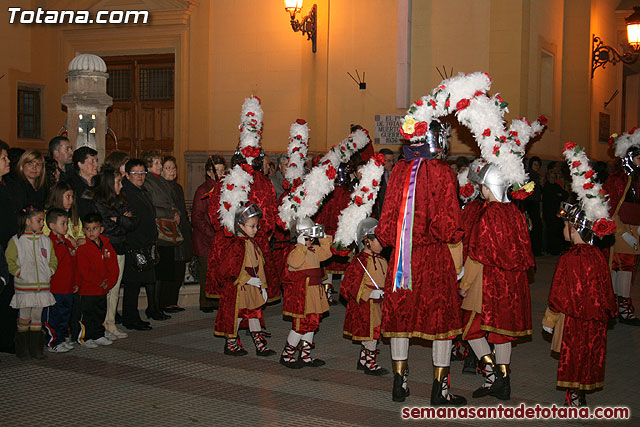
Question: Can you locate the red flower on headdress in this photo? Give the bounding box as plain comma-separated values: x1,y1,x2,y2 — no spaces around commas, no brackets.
293,196,302,204
460,183,475,198
399,126,413,140
368,193,374,200
223,202,231,210
361,186,370,193
372,179,379,186
226,184,234,191
563,141,577,152
282,180,290,190
482,128,491,137
511,188,531,200
326,165,337,180
608,137,616,149
296,118,307,125
429,99,437,109
538,115,548,126
414,99,424,106
492,145,500,155
354,196,364,206
585,170,595,179
414,121,429,137
293,177,302,187
240,163,254,174
473,90,484,97
456,98,470,111
241,146,261,158
372,153,385,166
593,218,617,237
583,182,594,190
254,96,261,104
572,161,582,168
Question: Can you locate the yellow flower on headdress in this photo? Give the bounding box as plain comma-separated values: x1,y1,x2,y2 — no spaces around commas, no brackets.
522,181,535,192
402,116,417,134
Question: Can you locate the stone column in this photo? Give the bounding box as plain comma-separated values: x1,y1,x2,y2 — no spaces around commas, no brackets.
61,54,113,162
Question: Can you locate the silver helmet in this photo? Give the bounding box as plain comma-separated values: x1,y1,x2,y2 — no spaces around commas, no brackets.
477,163,511,203
424,119,451,159
356,217,378,251
621,146,640,176
467,158,488,185
234,203,263,235
294,217,326,238
557,202,594,244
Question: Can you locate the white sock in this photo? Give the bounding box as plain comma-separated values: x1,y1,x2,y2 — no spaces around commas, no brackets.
301,331,314,343
468,337,491,359
248,318,261,332
287,330,302,347
618,271,633,298
390,337,409,360
494,342,511,365
432,340,452,367
363,340,377,351
611,271,619,295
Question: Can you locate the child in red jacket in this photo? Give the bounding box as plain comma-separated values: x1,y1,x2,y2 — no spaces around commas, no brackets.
43,208,77,353
76,213,119,348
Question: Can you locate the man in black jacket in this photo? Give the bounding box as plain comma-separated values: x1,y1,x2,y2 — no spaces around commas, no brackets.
69,146,99,218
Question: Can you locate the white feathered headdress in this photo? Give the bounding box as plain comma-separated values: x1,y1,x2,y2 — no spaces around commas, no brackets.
278,129,370,229
399,72,546,188
609,128,640,158
218,96,263,232
283,119,309,192
562,141,616,237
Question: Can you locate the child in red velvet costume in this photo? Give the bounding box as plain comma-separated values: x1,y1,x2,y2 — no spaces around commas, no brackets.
340,217,388,376
280,217,332,369
214,204,275,357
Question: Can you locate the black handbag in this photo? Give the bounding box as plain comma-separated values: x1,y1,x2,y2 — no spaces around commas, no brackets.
129,244,160,271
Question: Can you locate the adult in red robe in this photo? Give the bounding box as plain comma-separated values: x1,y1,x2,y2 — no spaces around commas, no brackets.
377,148,466,405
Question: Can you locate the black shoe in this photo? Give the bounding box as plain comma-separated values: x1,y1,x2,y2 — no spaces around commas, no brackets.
364,365,389,376
490,370,510,400
145,309,171,321
392,373,411,402
224,344,248,356
200,307,215,313
124,322,152,331
300,357,325,367
139,319,151,326
430,378,467,406
163,306,185,313
462,352,479,375
619,315,640,326
256,348,277,357
279,355,302,369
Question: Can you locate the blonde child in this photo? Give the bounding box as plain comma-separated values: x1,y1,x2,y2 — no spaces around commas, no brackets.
5,205,58,360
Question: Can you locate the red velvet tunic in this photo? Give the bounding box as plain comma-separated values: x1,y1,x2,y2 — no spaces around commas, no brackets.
466,202,535,337
341,251,387,341
548,244,617,390
206,170,281,301
282,238,333,318
213,236,267,337
314,185,351,273
461,198,486,261
603,168,640,270
377,159,464,340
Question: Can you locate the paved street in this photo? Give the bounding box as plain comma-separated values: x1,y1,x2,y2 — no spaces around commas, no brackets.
1,256,638,426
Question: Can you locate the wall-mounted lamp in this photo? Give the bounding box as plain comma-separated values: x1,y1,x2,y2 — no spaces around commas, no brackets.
592,6,640,78
284,0,317,53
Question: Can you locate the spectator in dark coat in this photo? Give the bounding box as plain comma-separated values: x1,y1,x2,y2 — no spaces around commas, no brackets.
8,150,48,211
141,149,177,321
68,146,99,218
0,140,18,354
160,156,193,313
525,156,544,256
49,136,74,182
94,166,136,339
192,155,224,313
542,169,569,255
120,159,158,331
